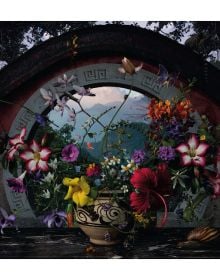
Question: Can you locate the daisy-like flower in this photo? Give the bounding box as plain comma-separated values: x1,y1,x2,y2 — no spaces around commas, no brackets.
118,57,143,75
176,134,209,167
20,140,51,172
0,207,16,234
7,128,26,160
41,189,51,199
43,210,67,228
63,176,93,207
7,171,27,193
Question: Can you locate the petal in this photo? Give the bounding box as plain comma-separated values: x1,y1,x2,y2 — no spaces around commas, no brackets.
64,186,74,200
7,147,17,160
39,148,51,160
73,191,89,207
20,128,27,140
26,160,37,172
63,177,79,187
118,67,126,74
192,156,206,167
20,150,34,161
196,143,209,156
30,140,40,152
7,215,16,222
188,134,199,150
176,144,189,154
80,176,90,195
37,160,49,171
181,155,192,166
56,211,67,218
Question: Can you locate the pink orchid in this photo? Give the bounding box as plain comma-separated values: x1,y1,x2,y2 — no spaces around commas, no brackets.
7,128,26,160
20,140,51,172
40,88,54,106
176,134,209,167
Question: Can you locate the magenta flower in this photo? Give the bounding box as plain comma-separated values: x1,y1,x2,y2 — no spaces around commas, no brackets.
61,144,79,162
176,134,209,167
7,171,27,193
20,140,51,172
7,128,26,160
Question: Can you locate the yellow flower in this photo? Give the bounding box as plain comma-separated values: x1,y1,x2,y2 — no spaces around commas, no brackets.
134,212,149,227
63,176,93,207
200,135,206,141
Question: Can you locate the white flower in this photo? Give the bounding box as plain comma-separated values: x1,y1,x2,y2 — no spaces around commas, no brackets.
121,185,129,194
54,184,61,192
41,189,51,199
121,160,137,173
48,158,58,170
42,172,54,184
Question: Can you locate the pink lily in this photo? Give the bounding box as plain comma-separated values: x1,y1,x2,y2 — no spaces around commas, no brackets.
72,85,95,97
7,128,26,160
176,134,209,167
20,140,51,172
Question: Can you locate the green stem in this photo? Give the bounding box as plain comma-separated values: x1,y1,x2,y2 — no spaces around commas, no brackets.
102,80,134,155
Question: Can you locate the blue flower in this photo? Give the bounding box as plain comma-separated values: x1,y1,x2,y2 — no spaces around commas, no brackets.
43,210,67,228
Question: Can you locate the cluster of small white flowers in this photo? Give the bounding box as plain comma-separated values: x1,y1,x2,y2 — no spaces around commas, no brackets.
81,117,94,129
101,156,121,169
121,185,129,194
121,160,137,173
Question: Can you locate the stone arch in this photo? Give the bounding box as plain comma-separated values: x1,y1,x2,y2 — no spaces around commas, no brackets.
0,24,219,226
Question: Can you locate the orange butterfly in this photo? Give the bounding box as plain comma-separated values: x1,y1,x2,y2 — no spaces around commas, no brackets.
86,142,94,150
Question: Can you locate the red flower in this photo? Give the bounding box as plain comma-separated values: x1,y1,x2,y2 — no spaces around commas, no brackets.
130,167,168,227
130,168,157,213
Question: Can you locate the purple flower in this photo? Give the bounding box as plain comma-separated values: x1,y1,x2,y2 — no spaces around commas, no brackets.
131,149,146,164
158,146,176,161
43,210,67,228
35,113,47,126
0,207,16,234
104,231,111,241
61,144,79,163
7,171,27,193
101,203,112,211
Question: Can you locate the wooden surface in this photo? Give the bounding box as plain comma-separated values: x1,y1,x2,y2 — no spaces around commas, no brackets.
0,228,220,259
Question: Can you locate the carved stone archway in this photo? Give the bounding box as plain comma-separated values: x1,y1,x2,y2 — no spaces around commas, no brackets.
0,24,219,226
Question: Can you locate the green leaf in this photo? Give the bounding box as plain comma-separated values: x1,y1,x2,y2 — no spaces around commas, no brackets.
90,188,98,199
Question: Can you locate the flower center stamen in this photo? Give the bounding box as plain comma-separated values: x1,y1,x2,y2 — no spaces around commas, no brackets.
33,152,41,162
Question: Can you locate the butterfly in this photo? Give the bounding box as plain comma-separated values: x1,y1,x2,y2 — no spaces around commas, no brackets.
157,64,179,87
118,57,143,75
86,142,94,150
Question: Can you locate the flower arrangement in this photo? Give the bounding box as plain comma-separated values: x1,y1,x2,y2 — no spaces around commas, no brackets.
1,59,219,239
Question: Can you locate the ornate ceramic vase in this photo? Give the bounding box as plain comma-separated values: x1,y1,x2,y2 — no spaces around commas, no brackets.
75,191,128,245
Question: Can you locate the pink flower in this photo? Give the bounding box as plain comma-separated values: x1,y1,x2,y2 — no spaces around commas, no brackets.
7,128,26,160
61,144,79,163
20,140,51,172
176,134,209,167
7,171,27,193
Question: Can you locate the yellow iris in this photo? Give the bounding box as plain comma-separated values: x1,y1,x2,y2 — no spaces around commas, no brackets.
63,176,93,207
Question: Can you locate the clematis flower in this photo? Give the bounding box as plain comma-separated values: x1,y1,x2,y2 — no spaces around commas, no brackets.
63,176,93,207
0,207,16,234
176,134,209,167
7,128,26,160
7,171,27,193
43,210,67,228
61,144,79,162
118,57,143,75
20,140,51,172
130,167,167,227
